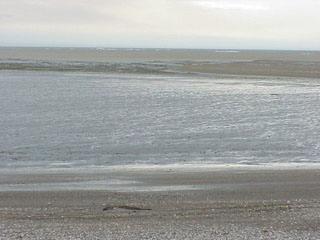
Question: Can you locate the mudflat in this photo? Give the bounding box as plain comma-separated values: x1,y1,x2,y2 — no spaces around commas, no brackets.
180,60,320,78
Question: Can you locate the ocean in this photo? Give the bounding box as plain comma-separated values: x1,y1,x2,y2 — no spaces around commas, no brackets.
1,47,320,170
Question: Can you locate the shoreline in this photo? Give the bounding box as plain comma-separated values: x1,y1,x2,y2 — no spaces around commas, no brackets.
2,162,320,174
1,165,320,190
2,163,320,193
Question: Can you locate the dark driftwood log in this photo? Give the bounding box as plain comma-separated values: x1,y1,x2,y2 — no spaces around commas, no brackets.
103,205,152,211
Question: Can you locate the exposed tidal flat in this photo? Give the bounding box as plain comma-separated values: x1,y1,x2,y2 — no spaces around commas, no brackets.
1,47,320,78
1,48,320,239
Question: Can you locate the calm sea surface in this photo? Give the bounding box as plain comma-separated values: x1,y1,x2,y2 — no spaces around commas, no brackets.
0,48,320,169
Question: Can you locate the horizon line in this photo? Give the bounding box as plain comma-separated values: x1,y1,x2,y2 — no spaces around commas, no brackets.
0,45,319,52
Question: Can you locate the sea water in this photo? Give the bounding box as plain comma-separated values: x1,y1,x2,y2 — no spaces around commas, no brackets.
1,48,320,170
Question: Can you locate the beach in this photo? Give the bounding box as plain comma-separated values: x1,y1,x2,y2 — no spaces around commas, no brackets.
1,166,320,239
1,48,320,239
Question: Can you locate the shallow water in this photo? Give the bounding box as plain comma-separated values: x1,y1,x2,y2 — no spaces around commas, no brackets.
1,70,320,169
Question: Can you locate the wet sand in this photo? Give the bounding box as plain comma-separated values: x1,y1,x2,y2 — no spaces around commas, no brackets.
1,167,320,239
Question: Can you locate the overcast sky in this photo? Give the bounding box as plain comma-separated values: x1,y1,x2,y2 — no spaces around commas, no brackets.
1,0,320,50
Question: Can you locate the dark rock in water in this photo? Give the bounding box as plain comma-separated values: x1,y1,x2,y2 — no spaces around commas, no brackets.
103,205,151,211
